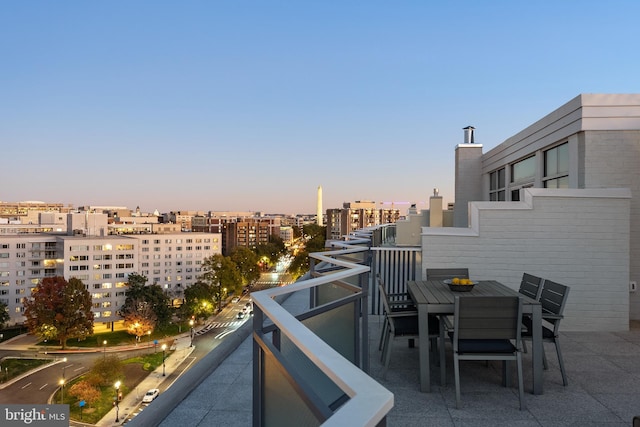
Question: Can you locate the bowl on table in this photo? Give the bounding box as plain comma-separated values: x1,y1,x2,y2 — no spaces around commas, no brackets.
443,278,477,292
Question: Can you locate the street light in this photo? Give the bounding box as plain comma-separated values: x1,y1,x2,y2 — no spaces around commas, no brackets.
147,330,151,353
216,262,222,313
62,357,67,383
189,319,194,347
114,380,121,423
59,379,65,404
103,340,107,360
162,344,167,376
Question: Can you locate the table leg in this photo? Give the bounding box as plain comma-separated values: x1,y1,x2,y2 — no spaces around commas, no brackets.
417,304,431,392
531,304,543,395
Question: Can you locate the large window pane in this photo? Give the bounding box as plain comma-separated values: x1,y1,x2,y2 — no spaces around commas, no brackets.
511,157,535,182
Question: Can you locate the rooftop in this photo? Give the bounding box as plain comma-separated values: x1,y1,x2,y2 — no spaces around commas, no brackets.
148,288,640,427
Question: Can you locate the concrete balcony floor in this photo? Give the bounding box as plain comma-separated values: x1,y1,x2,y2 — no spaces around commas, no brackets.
160,289,640,426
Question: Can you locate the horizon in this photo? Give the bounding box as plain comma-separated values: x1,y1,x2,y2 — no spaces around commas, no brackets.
2,2,640,214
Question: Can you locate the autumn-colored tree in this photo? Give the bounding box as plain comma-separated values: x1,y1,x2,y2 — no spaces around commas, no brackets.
68,380,101,407
121,298,157,340
23,276,94,349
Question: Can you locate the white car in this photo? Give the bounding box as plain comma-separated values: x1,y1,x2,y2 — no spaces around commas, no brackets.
142,388,160,403
231,297,240,303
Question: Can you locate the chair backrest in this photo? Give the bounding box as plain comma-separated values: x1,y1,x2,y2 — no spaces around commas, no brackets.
426,268,469,281
453,296,522,344
539,279,570,331
518,273,544,301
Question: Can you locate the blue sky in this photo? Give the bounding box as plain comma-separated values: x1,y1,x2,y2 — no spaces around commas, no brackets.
2,1,639,215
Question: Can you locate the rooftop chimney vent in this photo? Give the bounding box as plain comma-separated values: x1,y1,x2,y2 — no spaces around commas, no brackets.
463,126,475,144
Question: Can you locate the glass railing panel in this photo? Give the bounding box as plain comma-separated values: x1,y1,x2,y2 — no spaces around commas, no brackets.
263,344,323,427
301,301,356,363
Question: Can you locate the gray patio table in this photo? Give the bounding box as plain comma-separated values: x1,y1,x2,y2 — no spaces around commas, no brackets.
407,279,544,395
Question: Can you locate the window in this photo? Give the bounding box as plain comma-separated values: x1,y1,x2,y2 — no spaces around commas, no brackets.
511,156,536,184
544,142,569,188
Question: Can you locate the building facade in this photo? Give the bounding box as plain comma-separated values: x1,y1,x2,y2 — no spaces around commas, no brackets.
0,215,221,327
419,93,640,329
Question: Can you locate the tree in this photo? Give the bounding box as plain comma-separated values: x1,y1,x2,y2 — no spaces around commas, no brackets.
181,281,215,321
230,247,260,287
86,355,123,387
69,380,101,407
200,254,242,311
0,300,10,329
288,225,327,279
122,273,171,328
121,298,157,341
23,276,94,349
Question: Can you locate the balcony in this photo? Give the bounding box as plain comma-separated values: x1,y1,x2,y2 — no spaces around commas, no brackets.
129,224,640,426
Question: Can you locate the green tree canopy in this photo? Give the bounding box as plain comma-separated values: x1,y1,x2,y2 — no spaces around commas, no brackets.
200,254,242,311
0,300,10,328
181,280,215,321
230,247,260,286
23,276,94,349
122,273,171,328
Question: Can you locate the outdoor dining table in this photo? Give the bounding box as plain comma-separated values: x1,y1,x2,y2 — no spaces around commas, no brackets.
407,279,544,395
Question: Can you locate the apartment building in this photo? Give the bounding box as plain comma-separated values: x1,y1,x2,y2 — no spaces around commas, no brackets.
0,214,221,327
326,201,400,240
192,212,282,255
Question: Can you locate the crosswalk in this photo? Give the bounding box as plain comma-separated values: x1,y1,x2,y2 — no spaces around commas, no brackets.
193,320,244,336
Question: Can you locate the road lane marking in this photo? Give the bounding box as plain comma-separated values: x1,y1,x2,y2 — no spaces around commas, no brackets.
39,384,48,390
21,382,32,389
74,367,84,371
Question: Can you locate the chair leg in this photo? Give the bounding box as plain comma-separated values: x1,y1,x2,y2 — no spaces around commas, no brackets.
554,338,568,386
382,334,394,379
522,339,528,353
517,353,525,410
454,354,461,409
380,329,390,363
378,316,388,351
439,321,446,386
542,344,548,370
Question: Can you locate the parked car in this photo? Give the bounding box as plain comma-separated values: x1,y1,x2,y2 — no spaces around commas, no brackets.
142,388,160,403
231,296,240,303
237,311,245,319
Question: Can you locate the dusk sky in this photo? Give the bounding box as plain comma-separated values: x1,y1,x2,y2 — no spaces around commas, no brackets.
2,2,639,215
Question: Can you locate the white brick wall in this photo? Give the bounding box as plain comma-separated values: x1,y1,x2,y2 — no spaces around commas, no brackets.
421,188,631,331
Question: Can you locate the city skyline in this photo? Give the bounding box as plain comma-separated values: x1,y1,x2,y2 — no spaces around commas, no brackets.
2,2,640,214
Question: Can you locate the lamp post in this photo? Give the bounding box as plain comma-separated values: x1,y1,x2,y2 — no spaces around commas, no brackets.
147,330,151,353
114,380,121,423
62,357,67,383
59,379,65,404
189,319,194,347
217,262,222,313
103,340,107,360
162,344,167,376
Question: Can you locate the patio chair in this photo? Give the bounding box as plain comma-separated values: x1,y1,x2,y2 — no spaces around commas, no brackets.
518,273,544,301
519,273,543,354
452,295,525,410
379,282,441,379
426,268,469,281
521,279,570,386
377,276,416,352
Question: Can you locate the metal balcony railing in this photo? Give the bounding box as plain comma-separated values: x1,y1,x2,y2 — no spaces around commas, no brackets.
252,232,393,427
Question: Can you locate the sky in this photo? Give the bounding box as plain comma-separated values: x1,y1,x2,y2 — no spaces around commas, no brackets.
2,2,640,215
